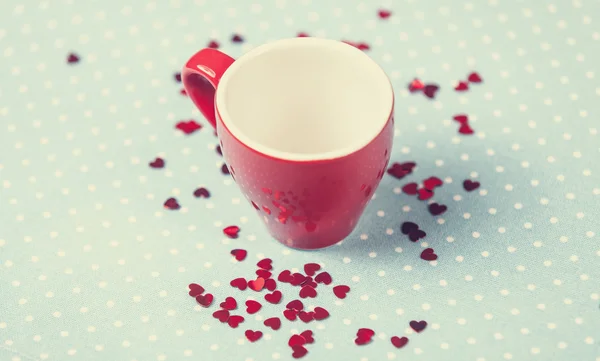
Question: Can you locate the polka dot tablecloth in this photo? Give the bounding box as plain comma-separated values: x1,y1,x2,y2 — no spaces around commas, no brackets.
1,1,599,361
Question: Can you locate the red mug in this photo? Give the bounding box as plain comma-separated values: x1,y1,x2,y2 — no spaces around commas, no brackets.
182,37,394,249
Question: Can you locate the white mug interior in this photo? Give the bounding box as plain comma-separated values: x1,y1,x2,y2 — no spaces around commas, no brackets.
215,37,394,161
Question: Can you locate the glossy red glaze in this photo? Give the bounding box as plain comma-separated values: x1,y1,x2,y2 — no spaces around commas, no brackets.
182,44,394,250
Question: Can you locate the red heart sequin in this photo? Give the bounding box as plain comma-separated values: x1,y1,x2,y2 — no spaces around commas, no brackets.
428,203,447,216
408,78,425,93
265,290,282,304
453,114,469,124
193,187,210,198
188,283,204,297
468,72,483,83
408,229,426,242
265,278,277,291
230,278,247,291
454,81,469,91
286,299,304,311
257,258,273,270
298,311,314,323
245,300,262,314
248,277,265,292
174,72,181,82
223,225,240,239
300,330,314,344
417,188,434,200
227,315,244,328
423,176,443,190
245,330,263,342
231,34,244,43
391,336,409,348
290,273,307,286
402,182,418,195
163,198,180,210
263,317,281,330
420,248,438,261
149,157,165,169
401,222,419,235
299,285,317,299
195,293,213,307
207,40,220,49
387,162,416,179
278,270,292,283
215,145,222,156
463,179,480,191
212,309,230,323
175,120,202,135
409,320,428,332
221,164,230,175
283,309,298,321
220,297,237,310
288,334,307,347
423,84,439,99
256,269,272,279
333,285,350,299
291,345,308,359
378,9,392,19
313,307,329,321
180,89,187,96
230,249,247,261
458,123,474,135
303,263,320,276
314,272,332,285
355,328,375,345
67,53,80,64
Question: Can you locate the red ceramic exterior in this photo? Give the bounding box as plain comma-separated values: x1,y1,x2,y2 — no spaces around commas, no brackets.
183,47,394,250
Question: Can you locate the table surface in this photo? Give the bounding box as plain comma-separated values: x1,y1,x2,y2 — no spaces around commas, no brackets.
1,1,599,361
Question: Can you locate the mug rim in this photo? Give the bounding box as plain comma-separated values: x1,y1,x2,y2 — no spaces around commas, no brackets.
215,37,394,162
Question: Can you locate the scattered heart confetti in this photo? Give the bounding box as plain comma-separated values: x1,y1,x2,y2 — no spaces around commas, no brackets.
409,320,428,333
391,336,409,348
303,263,320,276
467,72,483,83
458,123,475,135
149,157,165,169
355,328,375,345
423,84,440,99
207,40,220,49
163,198,180,210
299,285,317,299
342,40,370,51
67,52,80,64
417,188,434,201
264,317,281,330
286,299,304,311
231,34,244,43
256,269,272,279
420,248,438,261
300,330,314,344
313,307,330,321
248,277,265,292
454,81,469,91
378,9,392,19
195,293,213,307
283,308,298,321
257,258,273,271
174,72,181,82
408,78,425,93
401,222,419,235
291,345,308,359
265,278,277,291
314,272,332,285
423,176,443,190
387,162,416,179
230,249,247,261
265,290,282,304
215,145,223,156
223,225,240,239
230,277,248,291
175,120,202,135
278,270,292,283
245,330,263,342
463,179,481,191
245,300,262,314
288,334,307,347
180,89,187,96
220,297,237,310
193,187,210,198
290,273,308,286
402,182,418,195
212,309,230,323
408,229,426,242
188,283,205,297
453,114,469,124
333,285,350,299
227,315,244,328
428,203,447,216
298,311,314,323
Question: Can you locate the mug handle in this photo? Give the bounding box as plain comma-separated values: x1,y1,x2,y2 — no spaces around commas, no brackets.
182,48,235,129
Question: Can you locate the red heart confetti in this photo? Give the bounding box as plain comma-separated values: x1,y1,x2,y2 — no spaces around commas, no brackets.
283,309,298,321
257,258,273,271
314,272,332,285
463,179,480,191
300,330,314,344
230,249,247,261
286,299,304,311
221,164,230,174
387,162,416,179
174,72,181,82
207,40,220,49
453,114,469,124
428,203,447,216
188,283,205,297
333,285,350,299
299,285,317,299
467,72,483,83
342,40,370,51
454,81,469,91
378,9,392,19
288,334,307,347
265,290,282,304
313,307,330,321
263,317,281,330
303,263,320,276
417,188,434,201
212,309,230,323
248,277,265,292
290,273,307,286
420,248,438,261
408,229,426,242
256,269,272,279
458,123,475,135
408,78,425,93
245,330,263,342
423,84,439,99
423,176,443,190
215,145,223,156
227,315,244,328
193,187,210,198
223,225,240,239
391,336,409,348
245,300,262,314
278,270,292,283
195,293,213,307
291,345,308,359
67,52,80,64
265,278,277,291
401,222,419,235
231,34,244,43
175,120,202,135
402,182,419,195
230,277,247,291
297,32,310,37
220,297,237,310
409,320,428,332
163,198,180,210
149,157,165,169
298,311,314,323
180,88,187,96
355,328,375,345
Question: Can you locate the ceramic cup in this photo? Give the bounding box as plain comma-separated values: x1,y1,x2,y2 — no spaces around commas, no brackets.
182,37,394,249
